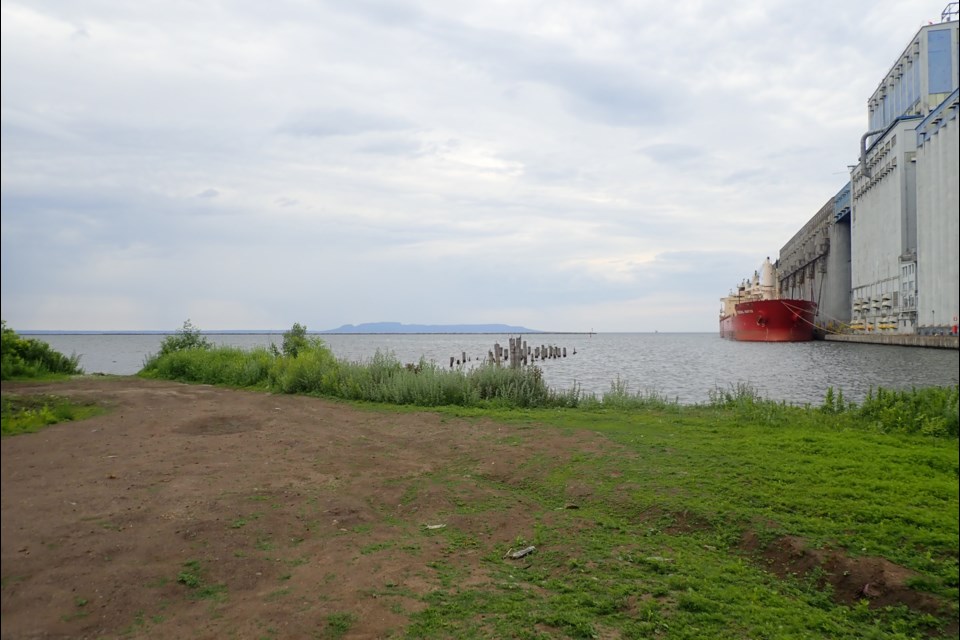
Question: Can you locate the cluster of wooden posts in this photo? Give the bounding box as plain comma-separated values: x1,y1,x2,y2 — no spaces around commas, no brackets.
449,337,572,368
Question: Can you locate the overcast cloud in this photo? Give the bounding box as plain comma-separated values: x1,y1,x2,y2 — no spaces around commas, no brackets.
1,0,949,331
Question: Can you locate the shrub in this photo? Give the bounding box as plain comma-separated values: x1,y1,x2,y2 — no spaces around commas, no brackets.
1,320,83,379
157,319,212,357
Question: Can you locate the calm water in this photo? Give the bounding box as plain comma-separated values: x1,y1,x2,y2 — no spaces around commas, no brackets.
32,332,959,405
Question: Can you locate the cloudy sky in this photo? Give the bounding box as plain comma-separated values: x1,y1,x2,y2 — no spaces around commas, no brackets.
1,0,950,332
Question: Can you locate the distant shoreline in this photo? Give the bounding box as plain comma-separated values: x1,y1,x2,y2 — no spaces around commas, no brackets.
18,330,598,336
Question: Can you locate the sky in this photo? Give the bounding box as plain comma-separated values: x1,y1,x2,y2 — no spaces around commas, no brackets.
1,0,952,332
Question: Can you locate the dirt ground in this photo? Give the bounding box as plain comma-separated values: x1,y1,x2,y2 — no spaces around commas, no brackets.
1,377,610,640
3,377,952,639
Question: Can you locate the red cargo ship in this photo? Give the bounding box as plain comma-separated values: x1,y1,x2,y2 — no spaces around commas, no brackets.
720,258,817,342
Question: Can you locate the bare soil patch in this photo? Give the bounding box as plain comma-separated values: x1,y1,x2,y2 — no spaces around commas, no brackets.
1,377,604,639
741,530,951,620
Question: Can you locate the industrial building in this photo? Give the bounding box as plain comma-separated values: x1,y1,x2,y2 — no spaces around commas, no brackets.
777,185,851,332
914,88,959,334
778,5,958,338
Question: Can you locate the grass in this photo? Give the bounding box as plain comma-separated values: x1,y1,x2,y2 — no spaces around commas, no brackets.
468,402,959,574
1,394,104,436
176,560,227,602
324,612,357,639
391,400,958,639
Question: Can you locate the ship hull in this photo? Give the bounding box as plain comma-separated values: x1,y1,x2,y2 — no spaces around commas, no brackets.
719,299,817,342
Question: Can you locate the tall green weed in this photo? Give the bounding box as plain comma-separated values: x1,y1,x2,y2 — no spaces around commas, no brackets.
858,385,959,437
140,323,959,437
141,326,575,409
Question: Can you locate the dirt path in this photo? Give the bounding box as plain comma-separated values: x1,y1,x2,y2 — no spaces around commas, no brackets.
2,377,604,639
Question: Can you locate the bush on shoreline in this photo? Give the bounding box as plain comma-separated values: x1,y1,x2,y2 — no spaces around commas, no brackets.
141,329,580,409
1,320,83,380
154,319,212,358
138,322,960,438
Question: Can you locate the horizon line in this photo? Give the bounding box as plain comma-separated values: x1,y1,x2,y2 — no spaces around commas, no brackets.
16,329,709,335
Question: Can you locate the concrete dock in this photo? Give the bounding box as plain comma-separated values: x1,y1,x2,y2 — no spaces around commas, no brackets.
823,334,959,349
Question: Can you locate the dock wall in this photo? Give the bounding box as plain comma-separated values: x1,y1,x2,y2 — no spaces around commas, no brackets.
823,333,958,349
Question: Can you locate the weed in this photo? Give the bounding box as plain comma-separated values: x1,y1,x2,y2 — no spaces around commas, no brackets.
360,542,395,555
1,394,103,436
324,612,356,639
60,596,90,622
176,561,202,589
176,560,227,601
265,588,290,601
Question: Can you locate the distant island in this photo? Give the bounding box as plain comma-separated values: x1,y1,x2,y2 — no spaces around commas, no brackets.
320,322,543,334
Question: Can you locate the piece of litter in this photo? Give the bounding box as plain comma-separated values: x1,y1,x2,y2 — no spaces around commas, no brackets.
424,524,446,530
506,546,536,559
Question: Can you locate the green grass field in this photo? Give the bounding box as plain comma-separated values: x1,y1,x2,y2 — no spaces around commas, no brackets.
383,401,958,639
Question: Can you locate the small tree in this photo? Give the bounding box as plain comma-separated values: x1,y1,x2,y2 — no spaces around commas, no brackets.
158,319,212,357
281,322,309,357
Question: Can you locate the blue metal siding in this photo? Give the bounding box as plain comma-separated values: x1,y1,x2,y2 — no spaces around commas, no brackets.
927,29,954,94
834,182,852,222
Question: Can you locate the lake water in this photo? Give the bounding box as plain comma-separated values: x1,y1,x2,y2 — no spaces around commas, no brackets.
30,332,959,406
